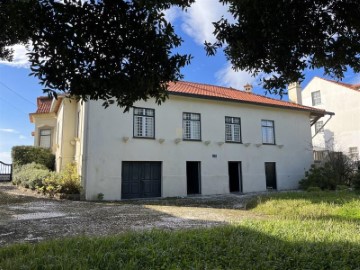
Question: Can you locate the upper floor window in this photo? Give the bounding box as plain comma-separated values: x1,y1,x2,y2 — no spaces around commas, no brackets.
225,116,241,143
311,91,321,106
133,107,155,138
183,112,201,140
349,147,359,160
39,129,51,148
315,121,324,133
261,120,275,144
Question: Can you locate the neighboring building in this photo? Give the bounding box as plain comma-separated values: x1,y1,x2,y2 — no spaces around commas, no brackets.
30,81,329,200
302,77,360,161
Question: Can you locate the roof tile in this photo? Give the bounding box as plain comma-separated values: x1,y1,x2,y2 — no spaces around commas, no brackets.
168,81,325,114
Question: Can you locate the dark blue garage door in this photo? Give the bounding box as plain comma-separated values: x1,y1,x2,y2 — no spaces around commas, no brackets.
122,161,162,199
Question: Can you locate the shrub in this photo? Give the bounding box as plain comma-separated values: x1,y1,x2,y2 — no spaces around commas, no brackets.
352,171,360,191
12,146,55,170
300,152,356,191
57,163,81,194
307,186,322,192
299,164,337,190
12,163,50,189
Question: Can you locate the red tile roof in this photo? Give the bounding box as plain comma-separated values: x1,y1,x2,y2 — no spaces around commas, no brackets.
319,77,360,92
168,81,326,115
35,96,52,113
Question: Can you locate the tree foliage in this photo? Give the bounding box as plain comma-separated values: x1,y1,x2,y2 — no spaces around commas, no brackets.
2,0,360,103
1,0,193,109
206,0,360,94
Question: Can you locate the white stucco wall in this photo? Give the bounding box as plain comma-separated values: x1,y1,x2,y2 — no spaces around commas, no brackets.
82,95,314,200
302,77,360,154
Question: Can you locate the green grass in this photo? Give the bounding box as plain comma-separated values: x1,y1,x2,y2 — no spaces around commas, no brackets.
1,191,360,269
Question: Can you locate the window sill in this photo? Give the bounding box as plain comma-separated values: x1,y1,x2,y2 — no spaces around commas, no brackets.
225,141,242,144
133,136,156,140
182,139,202,142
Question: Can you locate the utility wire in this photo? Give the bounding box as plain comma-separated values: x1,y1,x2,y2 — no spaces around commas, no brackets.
0,80,36,106
0,95,29,115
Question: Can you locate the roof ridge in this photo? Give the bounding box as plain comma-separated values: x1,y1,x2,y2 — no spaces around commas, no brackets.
317,77,360,92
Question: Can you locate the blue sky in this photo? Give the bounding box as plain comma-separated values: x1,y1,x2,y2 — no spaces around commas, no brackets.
0,0,359,164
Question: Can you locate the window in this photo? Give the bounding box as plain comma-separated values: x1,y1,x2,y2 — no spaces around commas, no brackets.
133,107,155,138
261,120,275,144
315,121,324,133
39,129,51,148
225,116,241,143
349,147,359,160
311,91,321,106
183,112,201,140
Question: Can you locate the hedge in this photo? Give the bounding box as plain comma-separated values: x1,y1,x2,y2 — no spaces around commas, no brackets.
12,146,55,170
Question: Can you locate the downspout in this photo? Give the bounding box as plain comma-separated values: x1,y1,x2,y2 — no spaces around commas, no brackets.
81,101,90,200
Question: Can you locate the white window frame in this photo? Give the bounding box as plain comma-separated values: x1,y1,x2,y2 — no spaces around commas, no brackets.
315,121,324,133
183,112,201,141
39,128,52,148
261,120,275,145
133,107,155,138
349,147,359,160
225,116,241,143
311,91,321,106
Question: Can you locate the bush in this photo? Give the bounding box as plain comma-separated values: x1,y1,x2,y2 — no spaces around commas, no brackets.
299,164,337,190
12,163,50,189
300,152,356,191
307,186,322,192
352,171,360,191
57,163,81,194
13,162,81,198
12,146,55,170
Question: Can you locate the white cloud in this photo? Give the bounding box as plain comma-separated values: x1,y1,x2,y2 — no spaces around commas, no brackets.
215,63,256,90
179,0,231,45
0,128,19,134
163,6,182,23
0,44,31,68
0,152,11,164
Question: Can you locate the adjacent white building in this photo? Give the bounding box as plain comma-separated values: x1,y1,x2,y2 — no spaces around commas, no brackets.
30,81,328,200
302,77,360,161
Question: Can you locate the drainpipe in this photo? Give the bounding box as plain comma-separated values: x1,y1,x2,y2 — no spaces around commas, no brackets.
81,101,90,200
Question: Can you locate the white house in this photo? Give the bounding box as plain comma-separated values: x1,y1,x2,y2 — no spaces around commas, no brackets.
30,81,329,200
302,77,360,161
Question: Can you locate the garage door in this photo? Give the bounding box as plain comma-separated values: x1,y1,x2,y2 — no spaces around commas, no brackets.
121,161,161,199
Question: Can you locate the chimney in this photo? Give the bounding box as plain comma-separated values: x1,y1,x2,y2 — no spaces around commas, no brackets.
288,82,302,105
244,83,253,93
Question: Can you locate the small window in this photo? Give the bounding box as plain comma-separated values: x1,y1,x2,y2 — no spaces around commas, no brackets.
315,121,324,133
225,116,241,143
349,147,359,160
261,120,275,144
183,112,201,140
133,107,155,138
311,91,321,106
39,129,51,148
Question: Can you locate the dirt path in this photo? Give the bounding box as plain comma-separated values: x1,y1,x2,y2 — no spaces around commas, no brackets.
0,182,264,246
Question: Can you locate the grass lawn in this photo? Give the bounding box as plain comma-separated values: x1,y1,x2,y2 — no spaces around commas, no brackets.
1,191,360,269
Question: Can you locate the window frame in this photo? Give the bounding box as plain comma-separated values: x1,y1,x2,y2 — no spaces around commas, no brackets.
261,120,276,145
133,107,155,139
349,147,359,160
311,90,321,106
314,121,324,133
182,112,201,141
39,128,52,149
225,116,242,143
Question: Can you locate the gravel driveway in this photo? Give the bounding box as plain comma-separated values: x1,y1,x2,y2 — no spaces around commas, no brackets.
0,182,264,246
